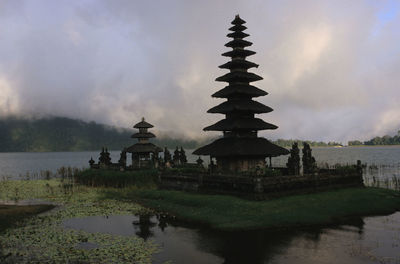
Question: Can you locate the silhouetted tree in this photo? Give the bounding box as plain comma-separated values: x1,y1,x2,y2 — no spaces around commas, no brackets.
173,147,180,165
302,142,316,174
286,142,300,175
179,147,187,164
164,147,171,162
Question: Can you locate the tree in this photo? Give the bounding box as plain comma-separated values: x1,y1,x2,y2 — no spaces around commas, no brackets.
302,142,317,174
286,142,300,175
179,147,187,164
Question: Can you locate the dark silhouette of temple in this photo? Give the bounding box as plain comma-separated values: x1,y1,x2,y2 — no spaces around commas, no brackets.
193,15,289,172
126,117,162,168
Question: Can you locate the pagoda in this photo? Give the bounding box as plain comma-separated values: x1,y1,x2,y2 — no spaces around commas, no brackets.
193,15,289,172
126,117,162,168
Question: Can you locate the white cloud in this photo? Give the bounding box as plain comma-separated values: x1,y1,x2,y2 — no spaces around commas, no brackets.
0,76,19,115
0,0,399,143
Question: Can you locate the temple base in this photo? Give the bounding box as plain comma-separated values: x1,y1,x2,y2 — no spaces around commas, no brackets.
216,156,266,173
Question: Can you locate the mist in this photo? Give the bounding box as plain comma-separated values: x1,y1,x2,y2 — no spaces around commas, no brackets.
0,0,400,142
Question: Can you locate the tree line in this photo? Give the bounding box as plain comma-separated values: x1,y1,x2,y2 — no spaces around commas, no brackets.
348,131,400,146
272,139,343,148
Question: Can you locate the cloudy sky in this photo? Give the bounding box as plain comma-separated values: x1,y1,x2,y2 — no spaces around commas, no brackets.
0,0,399,143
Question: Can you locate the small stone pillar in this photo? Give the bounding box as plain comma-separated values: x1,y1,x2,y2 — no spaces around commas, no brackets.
89,157,95,168
356,160,363,182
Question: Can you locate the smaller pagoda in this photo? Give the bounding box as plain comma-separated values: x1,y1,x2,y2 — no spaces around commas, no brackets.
126,117,162,168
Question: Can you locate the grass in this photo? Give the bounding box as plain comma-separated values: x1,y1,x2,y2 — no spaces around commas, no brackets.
0,204,55,232
102,187,400,230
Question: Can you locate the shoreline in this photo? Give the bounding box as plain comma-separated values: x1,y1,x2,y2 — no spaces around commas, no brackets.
105,187,400,231
1,145,400,153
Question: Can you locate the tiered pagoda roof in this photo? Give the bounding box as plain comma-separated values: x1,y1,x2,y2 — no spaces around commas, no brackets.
193,15,289,158
126,118,162,154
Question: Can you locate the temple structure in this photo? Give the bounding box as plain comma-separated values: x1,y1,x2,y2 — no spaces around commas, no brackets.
126,117,162,168
193,15,289,172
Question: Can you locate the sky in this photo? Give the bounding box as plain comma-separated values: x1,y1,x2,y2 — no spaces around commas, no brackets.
0,0,400,143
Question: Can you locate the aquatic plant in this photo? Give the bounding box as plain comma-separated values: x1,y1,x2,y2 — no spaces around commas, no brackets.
333,164,359,175
0,179,158,263
40,170,53,180
362,164,400,191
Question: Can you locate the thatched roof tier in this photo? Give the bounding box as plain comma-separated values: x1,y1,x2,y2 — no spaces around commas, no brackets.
225,39,252,48
207,100,273,114
222,49,256,58
193,137,289,157
133,118,154,129
227,31,249,39
231,15,246,25
212,84,267,98
193,15,288,166
204,117,278,131
131,132,155,138
229,24,247,32
126,143,162,153
215,71,263,83
219,59,258,70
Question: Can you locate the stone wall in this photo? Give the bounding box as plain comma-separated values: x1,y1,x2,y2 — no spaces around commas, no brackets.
159,170,364,199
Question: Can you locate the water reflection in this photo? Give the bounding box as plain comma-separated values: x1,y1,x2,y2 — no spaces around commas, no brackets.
63,212,400,264
132,214,157,240
168,218,365,264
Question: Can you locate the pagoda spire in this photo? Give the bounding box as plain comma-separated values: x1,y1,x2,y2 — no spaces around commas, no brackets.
204,14,278,135
193,15,289,172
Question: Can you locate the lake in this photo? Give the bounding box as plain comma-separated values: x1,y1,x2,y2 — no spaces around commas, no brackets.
1,146,400,182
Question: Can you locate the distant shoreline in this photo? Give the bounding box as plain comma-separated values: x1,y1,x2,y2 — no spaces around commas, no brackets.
2,145,400,153
343,145,400,147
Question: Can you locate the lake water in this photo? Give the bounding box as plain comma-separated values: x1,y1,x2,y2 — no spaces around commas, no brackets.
0,146,400,189
1,146,400,183
63,212,400,264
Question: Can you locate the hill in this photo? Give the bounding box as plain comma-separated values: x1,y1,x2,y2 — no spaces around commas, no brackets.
348,131,400,146
0,116,207,152
0,116,351,152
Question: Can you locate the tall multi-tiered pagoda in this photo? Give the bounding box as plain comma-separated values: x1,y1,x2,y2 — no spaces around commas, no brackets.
126,117,162,168
193,15,289,172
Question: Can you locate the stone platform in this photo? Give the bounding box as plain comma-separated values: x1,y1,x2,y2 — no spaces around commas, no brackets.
159,167,364,200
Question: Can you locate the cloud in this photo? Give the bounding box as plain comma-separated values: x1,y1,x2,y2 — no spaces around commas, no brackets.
0,76,19,115
0,0,399,143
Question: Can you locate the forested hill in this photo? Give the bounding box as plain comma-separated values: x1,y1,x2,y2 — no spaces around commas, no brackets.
0,116,355,152
272,139,343,148
348,131,400,146
0,117,206,152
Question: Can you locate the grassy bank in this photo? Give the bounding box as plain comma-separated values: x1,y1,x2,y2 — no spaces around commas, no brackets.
105,187,400,230
0,204,55,232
